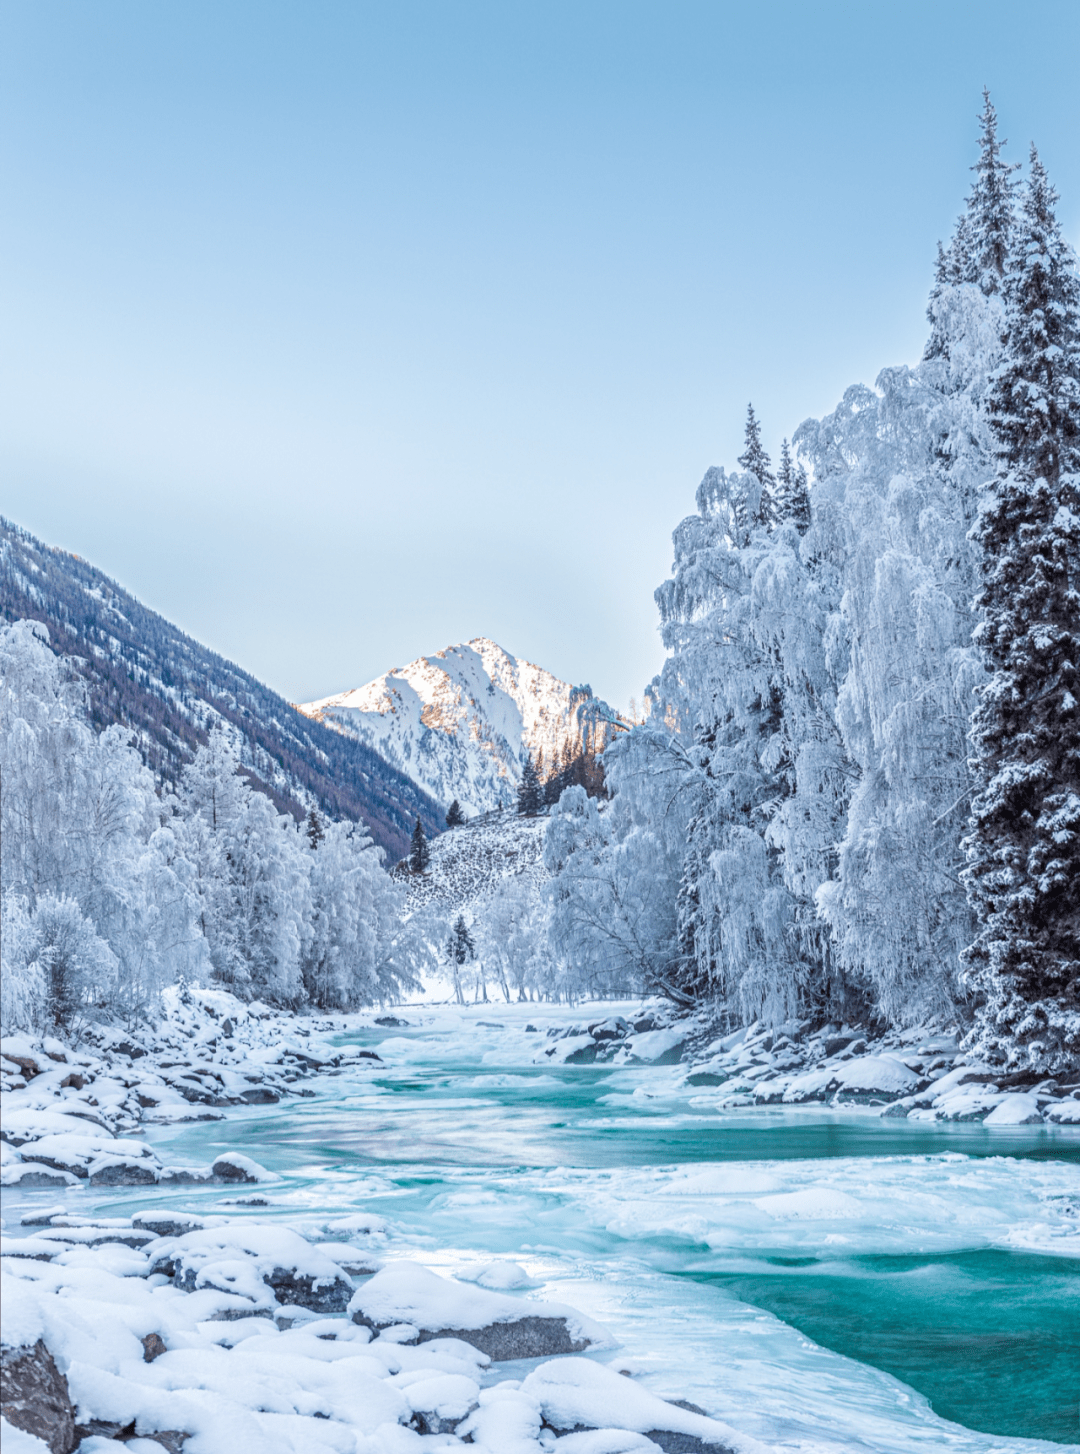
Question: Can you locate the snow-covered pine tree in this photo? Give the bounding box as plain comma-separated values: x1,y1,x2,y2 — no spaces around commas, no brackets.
774,439,811,534
445,799,466,829
962,147,1080,1073
958,91,1020,294
738,404,776,528
306,808,325,850
445,913,476,1004
409,816,430,873
517,755,541,817
925,92,1017,370
544,742,566,806
450,914,475,964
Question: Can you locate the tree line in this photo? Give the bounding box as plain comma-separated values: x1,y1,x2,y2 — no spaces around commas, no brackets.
544,95,1079,1073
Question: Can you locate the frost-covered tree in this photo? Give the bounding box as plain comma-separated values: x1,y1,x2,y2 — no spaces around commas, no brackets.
0,619,205,1027
0,617,417,1026
655,465,834,1020
962,149,1080,1071
774,439,811,534
542,99,1043,1033
444,913,476,1003
178,729,308,1005
473,876,551,1002
545,772,687,1001
301,819,413,1008
306,808,325,850
959,90,1019,294
445,799,466,829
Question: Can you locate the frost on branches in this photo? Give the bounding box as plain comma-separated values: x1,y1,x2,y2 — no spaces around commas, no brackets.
544,98,1079,1068
0,620,421,1035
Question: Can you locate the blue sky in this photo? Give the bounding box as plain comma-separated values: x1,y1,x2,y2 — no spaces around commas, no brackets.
2,1,1078,710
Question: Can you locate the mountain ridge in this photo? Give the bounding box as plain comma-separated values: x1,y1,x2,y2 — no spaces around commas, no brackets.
299,637,595,816
0,516,444,859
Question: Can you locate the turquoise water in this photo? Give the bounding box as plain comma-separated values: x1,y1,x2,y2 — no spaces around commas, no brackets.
140,1007,1080,1448
696,1251,1080,1445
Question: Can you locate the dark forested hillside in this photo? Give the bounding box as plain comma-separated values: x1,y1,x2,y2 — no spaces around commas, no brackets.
0,517,443,859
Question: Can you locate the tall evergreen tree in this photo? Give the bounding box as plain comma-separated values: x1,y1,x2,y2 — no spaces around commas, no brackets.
449,914,475,965
306,808,325,850
737,404,776,527
409,816,431,873
926,92,1018,364
962,148,1080,1072
960,90,1020,293
517,755,541,817
544,745,565,807
445,799,465,829
774,439,812,534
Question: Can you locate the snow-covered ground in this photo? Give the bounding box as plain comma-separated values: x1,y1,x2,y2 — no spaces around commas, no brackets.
3,1000,1078,1453
297,639,583,816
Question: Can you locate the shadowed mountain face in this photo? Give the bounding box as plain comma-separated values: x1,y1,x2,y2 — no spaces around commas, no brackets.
0,517,443,859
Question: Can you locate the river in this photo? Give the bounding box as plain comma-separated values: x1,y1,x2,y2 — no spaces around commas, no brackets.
125,1000,1080,1452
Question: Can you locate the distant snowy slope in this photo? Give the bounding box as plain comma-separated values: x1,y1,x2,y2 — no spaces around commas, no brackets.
396,809,549,915
0,516,444,860
299,639,584,815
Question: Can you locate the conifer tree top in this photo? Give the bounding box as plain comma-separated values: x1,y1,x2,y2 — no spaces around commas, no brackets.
738,403,776,528
962,89,1020,294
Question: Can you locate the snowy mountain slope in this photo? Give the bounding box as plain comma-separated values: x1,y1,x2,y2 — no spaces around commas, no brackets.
395,809,549,916
394,810,552,1004
0,516,444,859
299,639,585,815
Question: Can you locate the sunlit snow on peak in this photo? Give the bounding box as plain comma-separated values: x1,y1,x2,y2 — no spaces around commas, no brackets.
298,638,579,815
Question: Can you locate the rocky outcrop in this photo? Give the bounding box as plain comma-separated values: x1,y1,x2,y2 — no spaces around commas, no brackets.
0,1341,76,1454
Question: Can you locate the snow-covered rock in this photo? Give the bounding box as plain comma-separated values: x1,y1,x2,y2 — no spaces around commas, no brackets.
149,1224,356,1315
520,1359,737,1448
0,1340,76,1454
299,638,587,816
348,1261,610,1360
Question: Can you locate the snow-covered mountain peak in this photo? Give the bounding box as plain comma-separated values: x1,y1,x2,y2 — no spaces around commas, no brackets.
298,638,581,816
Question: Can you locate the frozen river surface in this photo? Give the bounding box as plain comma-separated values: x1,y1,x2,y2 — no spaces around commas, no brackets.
127,1003,1079,1450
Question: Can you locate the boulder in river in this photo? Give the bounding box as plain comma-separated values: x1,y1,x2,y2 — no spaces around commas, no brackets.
348,1261,608,1360
152,1223,354,1314
211,1152,276,1184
